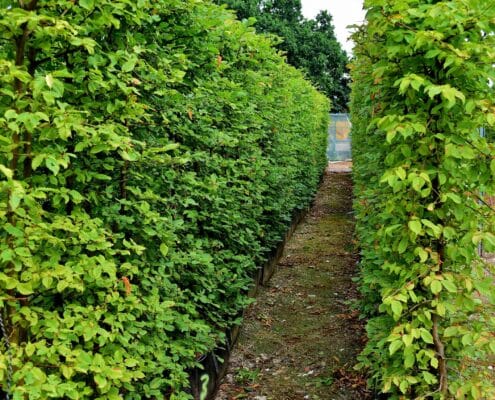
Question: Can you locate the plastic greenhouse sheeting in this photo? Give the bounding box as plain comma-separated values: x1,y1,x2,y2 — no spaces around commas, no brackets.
327,113,351,161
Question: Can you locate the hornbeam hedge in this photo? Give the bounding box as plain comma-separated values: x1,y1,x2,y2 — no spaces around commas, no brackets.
351,1,495,399
0,1,329,398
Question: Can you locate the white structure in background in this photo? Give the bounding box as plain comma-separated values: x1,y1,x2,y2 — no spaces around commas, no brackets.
327,114,351,161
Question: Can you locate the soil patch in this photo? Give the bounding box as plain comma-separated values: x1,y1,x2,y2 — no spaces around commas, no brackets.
326,162,352,173
216,170,370,400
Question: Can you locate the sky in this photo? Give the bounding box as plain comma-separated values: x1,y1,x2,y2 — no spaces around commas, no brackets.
301,0,365,54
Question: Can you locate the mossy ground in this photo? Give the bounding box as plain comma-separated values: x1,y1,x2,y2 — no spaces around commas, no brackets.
216,169,371,400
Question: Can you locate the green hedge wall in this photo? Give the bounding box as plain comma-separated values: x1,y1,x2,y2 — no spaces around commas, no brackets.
0,1,329,398
351,1,495,399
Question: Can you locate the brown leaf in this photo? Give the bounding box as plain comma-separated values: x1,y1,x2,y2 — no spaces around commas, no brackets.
122,276,132,296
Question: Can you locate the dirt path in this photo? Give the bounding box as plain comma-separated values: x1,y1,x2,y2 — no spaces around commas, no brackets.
216,168,370,400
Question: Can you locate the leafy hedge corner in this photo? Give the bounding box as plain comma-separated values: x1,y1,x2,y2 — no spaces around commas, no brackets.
351,0,495,399
0,0,329,399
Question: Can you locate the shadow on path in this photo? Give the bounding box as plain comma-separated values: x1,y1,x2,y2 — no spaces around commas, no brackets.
217,170,371,400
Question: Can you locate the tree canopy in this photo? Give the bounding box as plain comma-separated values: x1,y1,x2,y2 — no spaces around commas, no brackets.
217,0,350,112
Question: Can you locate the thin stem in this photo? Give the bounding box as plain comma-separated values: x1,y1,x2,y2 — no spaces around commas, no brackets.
7,0,38,348
432,311,448,395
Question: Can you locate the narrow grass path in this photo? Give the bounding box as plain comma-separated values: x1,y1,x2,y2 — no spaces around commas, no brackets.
217,168,371,400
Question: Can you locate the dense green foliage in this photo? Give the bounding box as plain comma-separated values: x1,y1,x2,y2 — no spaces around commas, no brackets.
216,0,350,112
0,1,329,398
351,0,495,398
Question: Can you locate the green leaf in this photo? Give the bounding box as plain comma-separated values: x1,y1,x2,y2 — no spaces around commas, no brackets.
462,334,473,346
426,85,442,99
45,157,60,175
17,282,34,295
25,342,35,357
436,302,446,316
430,280,442,295
415,247,428,262
420,329,434,344
441,280,457,293
9,192,22,211
399,379,409,394
408,220,422,235
4,224,23,237
397,236,408,253
421,219,442,238
422,371,437,385
440,86,465,108
390,300,403,318
79,0,95,10
122,56,138,73
57,280,69,292
119,150,140,161
15,247,31,257
31,154,45,171
396,167,406,180
159,243,169,257
404,351,415,369
443,326,459,337
45,74,54,88
61,365,74,379
389,340,402,355
94,375,108,389
42,276,53,289
0,164,13,179
402,334,414,347
412,176,424,191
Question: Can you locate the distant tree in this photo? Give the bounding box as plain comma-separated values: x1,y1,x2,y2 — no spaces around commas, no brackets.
217,0,259,20
216,0,350,111
260,0,304,23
